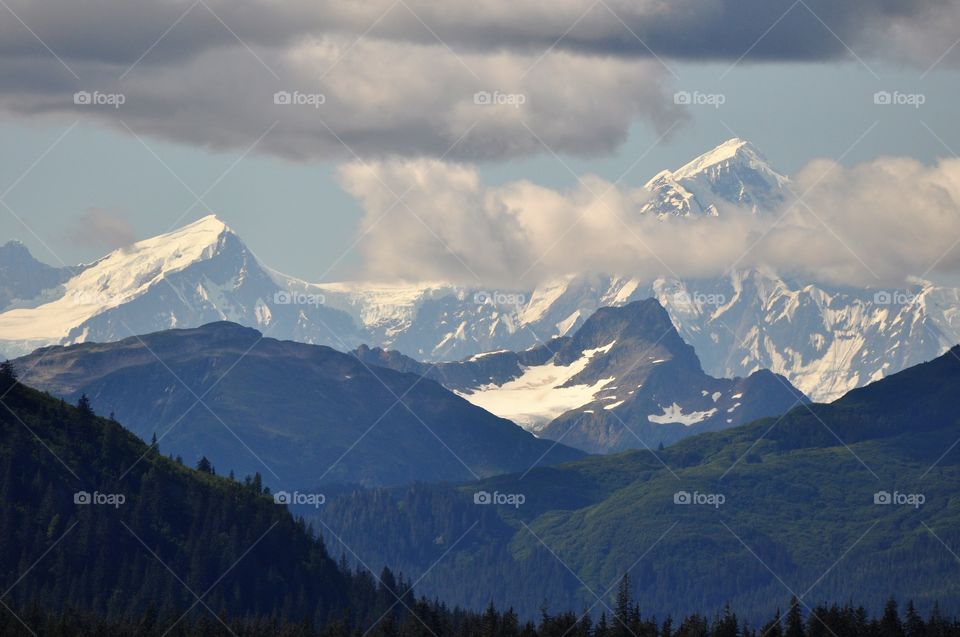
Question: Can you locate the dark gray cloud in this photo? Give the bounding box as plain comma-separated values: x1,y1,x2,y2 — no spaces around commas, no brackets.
1,0,955,65
0,0,956,162
0,37,684,161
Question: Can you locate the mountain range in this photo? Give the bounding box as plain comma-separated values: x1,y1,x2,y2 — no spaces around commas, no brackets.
355,299,806,453
315,342,960,623
13,322,583,488
2,138,959,403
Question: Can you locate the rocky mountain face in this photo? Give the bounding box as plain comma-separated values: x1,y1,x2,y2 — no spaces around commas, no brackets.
0,240,78,310
355,299,806,453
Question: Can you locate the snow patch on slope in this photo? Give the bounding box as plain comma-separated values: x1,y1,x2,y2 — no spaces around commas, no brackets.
459,341,616,431
647,403,718,426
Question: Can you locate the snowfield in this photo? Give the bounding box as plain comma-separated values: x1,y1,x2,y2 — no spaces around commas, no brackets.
457,342,616,431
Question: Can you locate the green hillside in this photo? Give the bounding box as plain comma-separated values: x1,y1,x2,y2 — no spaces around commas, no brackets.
317,347,960,622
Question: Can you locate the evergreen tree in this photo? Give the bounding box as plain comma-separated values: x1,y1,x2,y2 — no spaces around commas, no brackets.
481,602,499,637
927,601,946,637
76,393,94,417
0,359,17,387
904,601,924,637
785,597,804,637
762,608,783,637
196,455,214,474
715,604,739,637
880,598,904,637
614,573,633,637
661,616,673,637
596,612,610,637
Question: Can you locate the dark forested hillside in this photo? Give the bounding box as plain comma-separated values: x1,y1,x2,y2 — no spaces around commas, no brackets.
0,366,487,634
3,342,960,635
0,366,355,623
13,322,583,489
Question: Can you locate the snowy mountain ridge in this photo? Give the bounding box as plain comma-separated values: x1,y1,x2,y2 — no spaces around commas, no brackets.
1,139,957,402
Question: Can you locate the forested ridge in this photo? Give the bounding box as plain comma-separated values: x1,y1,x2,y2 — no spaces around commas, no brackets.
2,356,960,635
315,348,960,620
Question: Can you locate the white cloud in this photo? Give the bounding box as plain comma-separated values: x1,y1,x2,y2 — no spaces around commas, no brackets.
340,155,960,288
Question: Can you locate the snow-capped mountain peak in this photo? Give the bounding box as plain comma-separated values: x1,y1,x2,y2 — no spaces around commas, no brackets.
126,213,229,255
64,214,235,304
0,215,236,342
642,138,789,217
671,138,778,181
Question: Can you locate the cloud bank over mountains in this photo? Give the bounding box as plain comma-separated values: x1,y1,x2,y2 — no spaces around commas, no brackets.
0,0,958,161
340,154,960,288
